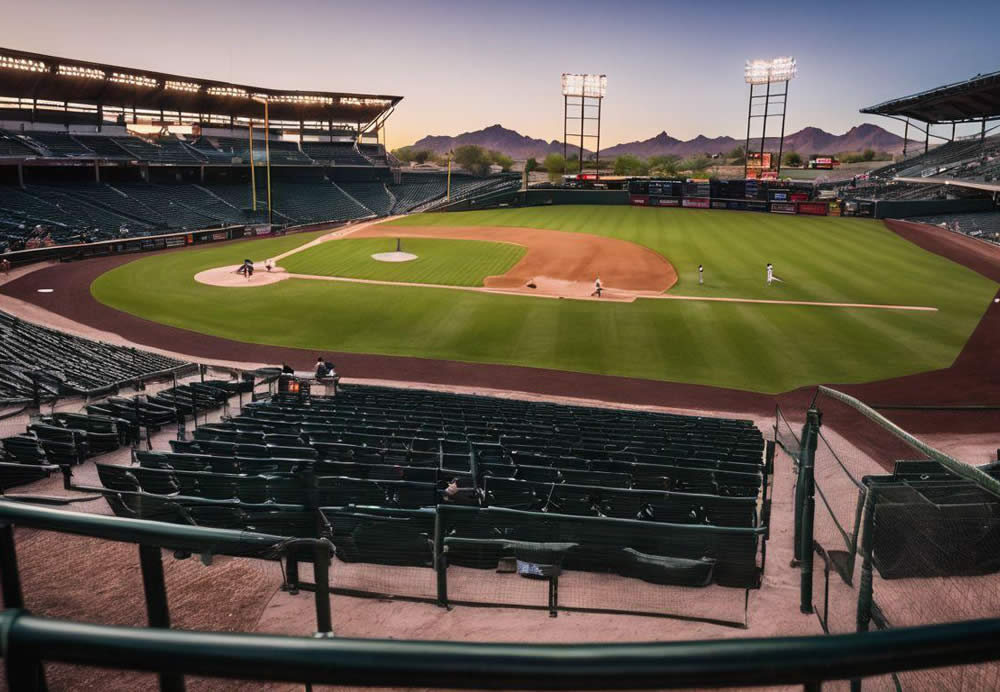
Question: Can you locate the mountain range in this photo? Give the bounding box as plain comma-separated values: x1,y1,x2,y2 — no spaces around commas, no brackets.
408,123,918,160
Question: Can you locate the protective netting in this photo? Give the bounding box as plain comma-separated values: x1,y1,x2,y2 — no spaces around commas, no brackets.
773,405,801,463
321,504,761,626
805,389,936,634
864,480,1000,691
438,505,760,626
798,388,1000,689
322,506,438,601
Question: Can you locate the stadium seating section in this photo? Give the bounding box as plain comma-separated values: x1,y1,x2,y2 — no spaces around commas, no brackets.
0,310,192,405
841,134,1000,202
93,385,767,590
0,127,522,249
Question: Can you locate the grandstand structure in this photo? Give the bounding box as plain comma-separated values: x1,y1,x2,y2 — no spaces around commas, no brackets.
839,72,1000,235
0,47,520,252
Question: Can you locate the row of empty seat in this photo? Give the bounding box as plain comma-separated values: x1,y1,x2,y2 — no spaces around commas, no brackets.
2,129,393,167
95,385,767,590
0,310,192,405
0,173,522,249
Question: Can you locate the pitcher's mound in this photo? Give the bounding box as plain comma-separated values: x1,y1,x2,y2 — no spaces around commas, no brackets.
371,251,418,262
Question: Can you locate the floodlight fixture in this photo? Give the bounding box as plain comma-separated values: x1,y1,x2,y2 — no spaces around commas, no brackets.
57,64,105,80
110,72,158,88
0,54,47,72
744,57,796,85
561,74,607,98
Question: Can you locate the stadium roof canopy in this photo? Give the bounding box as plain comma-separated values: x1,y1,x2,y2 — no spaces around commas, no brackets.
860,71,1000,124
0,47,402,127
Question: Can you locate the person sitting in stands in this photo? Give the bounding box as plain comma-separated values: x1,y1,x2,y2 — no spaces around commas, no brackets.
324,361,336,378
315,357,328,379
281,363,294,374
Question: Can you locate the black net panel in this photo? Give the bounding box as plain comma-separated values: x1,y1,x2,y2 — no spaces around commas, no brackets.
865,479,1000,691
773,405,801,463
438,505,761,626
322,506,438,601
809,390,936,633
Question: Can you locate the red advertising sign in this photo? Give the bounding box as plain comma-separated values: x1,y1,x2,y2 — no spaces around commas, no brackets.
797,202,829,216
682,198,710,209
630,195,649,205
790,193,809,202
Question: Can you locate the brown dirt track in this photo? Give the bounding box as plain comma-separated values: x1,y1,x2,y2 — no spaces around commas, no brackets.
350,225,677,295
1,218,998,437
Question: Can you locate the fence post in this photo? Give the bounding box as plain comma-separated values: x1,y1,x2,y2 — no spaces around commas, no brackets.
0,522,25,609
138,543,184,692
793,415,811,563
434,507,448,608
799,408,820,614
852,485,878,692
312,540,334,637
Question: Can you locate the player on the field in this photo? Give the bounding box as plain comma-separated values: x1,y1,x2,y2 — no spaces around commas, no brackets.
592,277,602,298
766,263,774,286
698,264,704,285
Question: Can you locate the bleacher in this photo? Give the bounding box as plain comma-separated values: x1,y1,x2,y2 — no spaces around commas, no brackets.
271,182,373,222
908,211,1000,244
208,136,314,165
301,141,370,166
18,131,95,158
95,384,768,596
0,130,42,157
0,310,192,406
338,182,394,216
843,135,1000,201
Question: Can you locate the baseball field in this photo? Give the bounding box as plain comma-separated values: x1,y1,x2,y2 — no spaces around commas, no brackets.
89,206,998,394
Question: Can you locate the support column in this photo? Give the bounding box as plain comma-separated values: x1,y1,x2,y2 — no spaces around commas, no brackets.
744,84,754,177
925,124,929,155
903,119,909,158
578,95,585,174
595,97,602,179
776,80,789,178
759,80,771,172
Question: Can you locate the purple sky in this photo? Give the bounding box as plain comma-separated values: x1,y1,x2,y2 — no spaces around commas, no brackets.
1,0,996,149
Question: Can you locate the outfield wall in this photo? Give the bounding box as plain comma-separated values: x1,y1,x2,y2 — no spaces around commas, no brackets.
872,198,995,219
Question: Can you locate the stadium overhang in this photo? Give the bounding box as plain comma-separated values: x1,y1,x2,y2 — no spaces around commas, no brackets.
0,47,402,129
860,71,1000,125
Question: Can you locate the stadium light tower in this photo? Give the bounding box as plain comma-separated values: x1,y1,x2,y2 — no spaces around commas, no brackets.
562,74,606,177
743,57,796,179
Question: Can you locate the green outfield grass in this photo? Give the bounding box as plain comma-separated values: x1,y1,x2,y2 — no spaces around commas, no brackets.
90,207,998,393
279,237,525,286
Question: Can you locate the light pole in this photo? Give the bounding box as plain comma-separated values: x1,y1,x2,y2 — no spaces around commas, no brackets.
561,74,607,179
251,96,273,226
743,57,796,179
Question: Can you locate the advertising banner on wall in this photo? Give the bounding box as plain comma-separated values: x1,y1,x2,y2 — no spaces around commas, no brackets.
629,195,649,205
770,202,798,214
797,202,829,216
656,198,681,207
682,198,710,209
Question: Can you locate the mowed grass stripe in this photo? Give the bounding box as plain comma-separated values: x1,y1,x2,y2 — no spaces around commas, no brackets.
279,237,525,287
90,208,997,394
386,207,990,309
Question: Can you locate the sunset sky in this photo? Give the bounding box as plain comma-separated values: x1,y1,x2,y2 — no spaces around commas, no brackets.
0,0,996,150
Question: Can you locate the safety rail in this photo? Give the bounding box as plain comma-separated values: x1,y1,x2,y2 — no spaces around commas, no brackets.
2,610,1000,691
0,499,333,692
